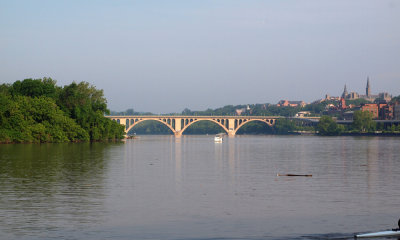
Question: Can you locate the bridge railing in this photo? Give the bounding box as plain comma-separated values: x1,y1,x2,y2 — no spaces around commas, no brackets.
105,115,284,119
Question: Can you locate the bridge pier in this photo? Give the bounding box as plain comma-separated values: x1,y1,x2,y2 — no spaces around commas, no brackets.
227,119,236,137
227,131,236,137
174,131,182,137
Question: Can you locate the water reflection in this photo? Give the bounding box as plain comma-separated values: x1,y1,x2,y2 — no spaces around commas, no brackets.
1,136,400,240
0,143,116,239
174,137,182,193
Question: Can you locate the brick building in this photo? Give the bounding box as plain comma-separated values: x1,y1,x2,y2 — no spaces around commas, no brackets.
277,100,306,107
379,104,393,120
394,104,400,120
360,103,396,120
361,103,379,119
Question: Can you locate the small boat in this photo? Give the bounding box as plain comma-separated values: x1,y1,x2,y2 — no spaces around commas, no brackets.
355,219,400,238
214,134,223,142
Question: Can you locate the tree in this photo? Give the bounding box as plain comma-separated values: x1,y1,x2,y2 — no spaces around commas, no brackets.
1,78,125,143
126,108,135,115
182,108,192,115
352,110,376,133
346,98,369,106
317,116,344,136
58,81,124,141
391,95,400,104
273,119,297,134
236,121,273,134
11,78,58,99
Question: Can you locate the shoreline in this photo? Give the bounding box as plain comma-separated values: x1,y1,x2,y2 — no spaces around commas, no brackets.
2,132,400,144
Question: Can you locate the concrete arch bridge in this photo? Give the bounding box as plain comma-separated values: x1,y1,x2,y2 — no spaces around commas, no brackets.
106,115,282,137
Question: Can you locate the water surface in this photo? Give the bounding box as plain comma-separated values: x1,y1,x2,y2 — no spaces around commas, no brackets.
1,136,399,239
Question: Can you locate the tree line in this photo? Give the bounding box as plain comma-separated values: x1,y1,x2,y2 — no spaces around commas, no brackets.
0,78,125,143
317,111,400,136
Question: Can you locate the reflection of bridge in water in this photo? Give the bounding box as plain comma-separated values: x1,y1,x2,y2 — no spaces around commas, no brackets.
106,115,289,137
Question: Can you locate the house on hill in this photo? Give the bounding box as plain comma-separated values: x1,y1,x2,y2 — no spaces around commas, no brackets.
277,100,306,107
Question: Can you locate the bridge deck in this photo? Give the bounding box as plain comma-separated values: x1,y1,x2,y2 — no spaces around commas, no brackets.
106,115,284,119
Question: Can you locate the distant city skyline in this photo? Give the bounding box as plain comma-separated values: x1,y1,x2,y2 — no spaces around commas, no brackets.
1,0,399,113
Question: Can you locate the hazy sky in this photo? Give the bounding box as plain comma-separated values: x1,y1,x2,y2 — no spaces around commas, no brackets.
1,0,399,113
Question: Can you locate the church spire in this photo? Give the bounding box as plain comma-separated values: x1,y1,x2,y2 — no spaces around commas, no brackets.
366,77,371,97
342,84,348,98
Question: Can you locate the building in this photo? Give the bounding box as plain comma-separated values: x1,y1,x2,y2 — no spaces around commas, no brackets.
356,103,396,120
341,78,391,102
379,104,393,120
341,85,348,99
361,103,379,119
277,100,306,107
235,108,246,116
379,92,392,102
366,77,371,97
324,94,340,101
339,98,347,110
295,111,311,117
394,104,400,120
348,92,359,100
343,111,354,120
235,105,252,116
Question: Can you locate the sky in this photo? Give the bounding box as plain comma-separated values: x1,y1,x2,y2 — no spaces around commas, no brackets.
1,0,399,114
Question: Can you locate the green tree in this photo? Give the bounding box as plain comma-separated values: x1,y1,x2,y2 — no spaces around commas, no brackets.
182,108,192,115
11,78,58,99
0,78,124,143
58,81,124,141
0,94,90,143
346,98,369,106
236,121,273,134
352,110,376,133
390,95,400,104
273,119,297,134
317,116,344,136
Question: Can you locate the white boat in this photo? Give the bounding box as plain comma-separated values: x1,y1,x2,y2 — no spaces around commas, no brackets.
214,134,223,142
355,230,400,238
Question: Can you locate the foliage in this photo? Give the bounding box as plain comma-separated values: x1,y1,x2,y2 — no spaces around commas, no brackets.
183,121,224,134
181,105,240,116
236,121,273,134
127,120,172,135
11,77,58,99
273,119,297,134
346,98,369,107
109,108,155,116
317,116,344,136
352,110,376,132
180,104,301,117
0,78,125,143
390,95,400,104
57,81,124,141
0,95,89,143
303,102,326,114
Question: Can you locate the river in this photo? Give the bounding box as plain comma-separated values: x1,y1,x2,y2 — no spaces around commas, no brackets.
0,135,399,240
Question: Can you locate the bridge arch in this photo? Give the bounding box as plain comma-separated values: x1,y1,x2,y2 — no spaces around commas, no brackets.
125,118,176,134
180,119,229,135
234,119,275,135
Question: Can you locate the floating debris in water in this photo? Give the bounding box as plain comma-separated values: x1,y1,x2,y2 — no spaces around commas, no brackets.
277,173,312,177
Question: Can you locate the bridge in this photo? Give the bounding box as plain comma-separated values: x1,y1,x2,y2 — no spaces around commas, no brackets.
106,115,284,137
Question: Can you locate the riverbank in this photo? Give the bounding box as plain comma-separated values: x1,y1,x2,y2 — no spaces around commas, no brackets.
341,132,400,137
